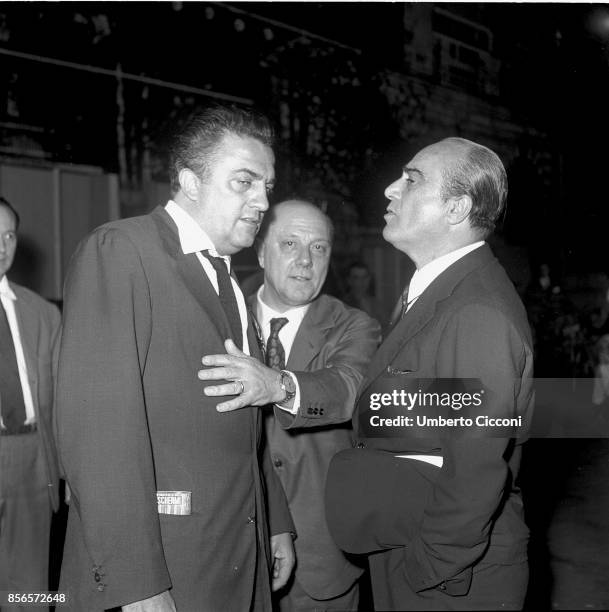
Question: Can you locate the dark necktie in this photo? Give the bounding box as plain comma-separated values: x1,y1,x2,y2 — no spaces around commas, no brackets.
0,300,27,430
388,284,410,329
266,317,288,371
202,251,243,350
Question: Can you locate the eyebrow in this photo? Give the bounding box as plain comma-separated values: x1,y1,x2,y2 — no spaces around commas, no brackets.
235,168,275,186
402,166,424,179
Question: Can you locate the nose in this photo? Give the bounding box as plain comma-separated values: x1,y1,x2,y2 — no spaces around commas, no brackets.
296,245,312,267
250,187,270,212
384,178,402,201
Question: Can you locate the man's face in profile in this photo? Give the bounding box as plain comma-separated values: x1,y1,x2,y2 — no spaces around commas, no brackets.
195,132,275,256
0,205,17,278
259,202,332,312
382,141,454,257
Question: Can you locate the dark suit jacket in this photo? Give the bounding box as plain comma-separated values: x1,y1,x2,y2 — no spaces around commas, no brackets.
327,244,534,607
56,206,293,612
2,282,61,511
253,294,380,599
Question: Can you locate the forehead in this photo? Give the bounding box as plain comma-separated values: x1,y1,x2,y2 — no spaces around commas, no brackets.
0,205,17,228
269,205,331,240
211,132,275,177
407,141,458,178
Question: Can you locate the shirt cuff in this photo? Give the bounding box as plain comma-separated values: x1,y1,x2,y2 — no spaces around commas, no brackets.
275,371,300,415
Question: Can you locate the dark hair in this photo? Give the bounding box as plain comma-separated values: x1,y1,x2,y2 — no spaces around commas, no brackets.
169,104,275,194
0,196,20,230
255,199,334,253
440,137,507,236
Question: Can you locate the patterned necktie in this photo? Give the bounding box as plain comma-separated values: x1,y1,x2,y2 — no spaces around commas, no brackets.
266,317,288,371
202,251,243,350
0,300,27,430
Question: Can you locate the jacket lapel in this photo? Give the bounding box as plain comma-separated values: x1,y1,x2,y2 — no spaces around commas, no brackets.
151,207,235,344
287,298,333,371
360,244,497,394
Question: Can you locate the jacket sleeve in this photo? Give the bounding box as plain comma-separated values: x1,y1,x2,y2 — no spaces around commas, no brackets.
403,303,532,595
56,227,171,609
274,309,380,430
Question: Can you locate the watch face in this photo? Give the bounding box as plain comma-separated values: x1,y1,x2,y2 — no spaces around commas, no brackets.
281,371,296,395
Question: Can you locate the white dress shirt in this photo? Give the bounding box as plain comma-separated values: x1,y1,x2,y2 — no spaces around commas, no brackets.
0,275,36,427
165,200,250,355
397,241,485,468
405,241,485,312
256,286,309,414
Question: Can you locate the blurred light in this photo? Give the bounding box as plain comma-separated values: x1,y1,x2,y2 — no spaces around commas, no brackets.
234,18,245,32
172,2,183,12
263,27,274,41
586,8,609,39
205,7,214,20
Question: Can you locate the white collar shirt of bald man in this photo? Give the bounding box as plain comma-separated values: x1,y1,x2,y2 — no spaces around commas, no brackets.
0,275,37,428
405,241,485,313
165,200,250,355
256,285,310,415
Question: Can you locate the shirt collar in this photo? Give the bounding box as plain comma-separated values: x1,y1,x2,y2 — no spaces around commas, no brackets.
0,275,16,300
165,200,229,263
408,241,485,302
256,285,309,327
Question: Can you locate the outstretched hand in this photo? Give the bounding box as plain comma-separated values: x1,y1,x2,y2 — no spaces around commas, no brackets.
198,339,285,412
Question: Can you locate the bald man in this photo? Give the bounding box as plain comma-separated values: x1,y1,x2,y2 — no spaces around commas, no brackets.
325,138,534,610
199,200,380,611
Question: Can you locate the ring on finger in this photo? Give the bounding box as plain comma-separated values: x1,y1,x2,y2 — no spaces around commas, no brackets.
236,380,245,395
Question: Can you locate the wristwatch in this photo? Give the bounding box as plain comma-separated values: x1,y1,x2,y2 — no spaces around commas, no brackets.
278,370,296,404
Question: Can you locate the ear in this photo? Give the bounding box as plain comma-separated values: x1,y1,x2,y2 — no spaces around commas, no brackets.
257,241,266,269
445,194,472,226
178,168,201,202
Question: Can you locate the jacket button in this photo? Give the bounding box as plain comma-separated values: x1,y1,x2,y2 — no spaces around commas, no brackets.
94,571,101,582
247,516,256,524
273,458,282,467
97,584,105,592
355,442,365,448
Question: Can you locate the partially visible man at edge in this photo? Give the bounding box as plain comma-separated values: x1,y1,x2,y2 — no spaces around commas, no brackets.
198,199,380,610
0,196,61,610
325,137,534,610
56,105,295,612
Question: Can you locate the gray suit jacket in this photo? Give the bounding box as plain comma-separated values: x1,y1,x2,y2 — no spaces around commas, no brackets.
2,282,61,511
57,207,293,612
254,293,380,599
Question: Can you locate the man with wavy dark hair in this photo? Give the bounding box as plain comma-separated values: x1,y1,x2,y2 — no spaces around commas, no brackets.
57,105,294,612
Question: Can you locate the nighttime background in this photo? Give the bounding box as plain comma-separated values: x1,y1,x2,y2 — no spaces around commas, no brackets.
2,4,609,609
2,2,609,287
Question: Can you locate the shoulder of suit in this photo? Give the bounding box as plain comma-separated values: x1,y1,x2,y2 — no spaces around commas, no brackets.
313,294,377,327
445,263,530,335
79,210,163,259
